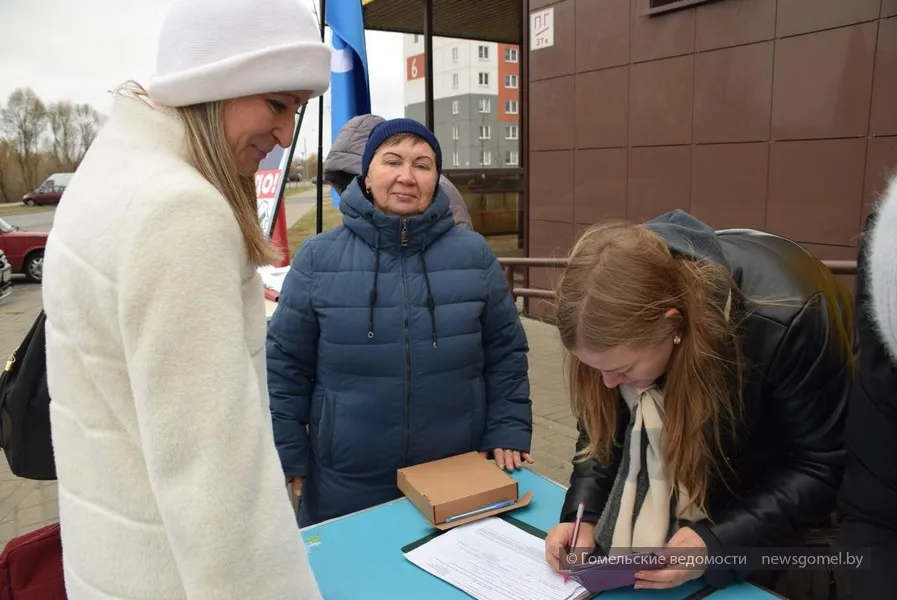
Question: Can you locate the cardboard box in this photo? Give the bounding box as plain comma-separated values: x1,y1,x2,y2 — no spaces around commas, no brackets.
397,451,533,530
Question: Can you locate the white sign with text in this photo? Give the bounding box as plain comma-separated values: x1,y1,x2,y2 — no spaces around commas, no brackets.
530,7,554,50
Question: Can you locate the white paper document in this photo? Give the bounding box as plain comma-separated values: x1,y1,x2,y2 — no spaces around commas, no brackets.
257,265,290,294
404,517,588,600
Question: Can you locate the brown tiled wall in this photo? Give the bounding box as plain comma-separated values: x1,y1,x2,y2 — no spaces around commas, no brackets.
526,0,897,318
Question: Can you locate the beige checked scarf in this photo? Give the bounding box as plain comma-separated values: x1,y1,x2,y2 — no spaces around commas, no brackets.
593,384,708,556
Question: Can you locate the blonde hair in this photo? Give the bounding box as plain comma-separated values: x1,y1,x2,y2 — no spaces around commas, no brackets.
115,81,279,266
554,222,744,515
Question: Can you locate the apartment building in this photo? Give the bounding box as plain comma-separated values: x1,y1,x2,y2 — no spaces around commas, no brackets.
403,35,521,170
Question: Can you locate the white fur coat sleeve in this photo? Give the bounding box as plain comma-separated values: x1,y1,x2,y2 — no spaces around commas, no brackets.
116,187,322,599
870,174,897,361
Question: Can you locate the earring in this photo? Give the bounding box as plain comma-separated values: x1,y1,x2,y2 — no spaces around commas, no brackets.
673,334,682,345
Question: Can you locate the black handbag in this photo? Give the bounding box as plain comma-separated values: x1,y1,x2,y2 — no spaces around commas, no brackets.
0,310,56,480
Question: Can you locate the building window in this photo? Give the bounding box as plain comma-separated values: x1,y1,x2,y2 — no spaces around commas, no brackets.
478,98,491,113
505,151,519,166
478,72,489,86
452,126,459,140
504,100,518,114
480,150,492,166
452,47,459,63
478,125,491,140
504,74,518,89
506,125,518,140
452,73,459,89
478,45,489,59
452,100,459,115
452,151,460,167
504,48,518,63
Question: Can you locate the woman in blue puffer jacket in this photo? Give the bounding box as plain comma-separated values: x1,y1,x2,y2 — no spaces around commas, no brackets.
266,118,533,527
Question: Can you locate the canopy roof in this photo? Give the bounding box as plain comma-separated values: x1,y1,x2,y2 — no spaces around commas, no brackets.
361,0,521,44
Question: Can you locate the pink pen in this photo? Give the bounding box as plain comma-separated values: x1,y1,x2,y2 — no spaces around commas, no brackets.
564,501,585,583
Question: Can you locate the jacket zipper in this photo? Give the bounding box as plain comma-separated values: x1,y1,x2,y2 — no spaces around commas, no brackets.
400,218,411,465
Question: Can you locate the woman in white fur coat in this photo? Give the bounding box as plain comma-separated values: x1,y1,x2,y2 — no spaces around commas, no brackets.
41,1,329,598
869,175,897,358
838,173,897,597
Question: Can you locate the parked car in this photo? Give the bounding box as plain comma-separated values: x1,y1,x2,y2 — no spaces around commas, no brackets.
0,249,11,301
22,172,73,206
0,217,46,283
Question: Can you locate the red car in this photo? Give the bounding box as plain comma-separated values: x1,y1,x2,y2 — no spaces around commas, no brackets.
22,173,72,207
0,216,46,283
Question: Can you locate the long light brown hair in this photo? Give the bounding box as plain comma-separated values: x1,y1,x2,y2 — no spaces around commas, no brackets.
554,222,744,515
116,81,279,266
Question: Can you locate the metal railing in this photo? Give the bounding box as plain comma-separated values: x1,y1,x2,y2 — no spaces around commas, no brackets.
497,257,858,302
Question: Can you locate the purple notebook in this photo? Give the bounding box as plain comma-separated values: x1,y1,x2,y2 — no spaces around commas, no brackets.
562,551,667,594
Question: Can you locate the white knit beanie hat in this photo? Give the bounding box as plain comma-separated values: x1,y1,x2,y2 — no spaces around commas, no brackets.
147,0,331,107
869,172,897,360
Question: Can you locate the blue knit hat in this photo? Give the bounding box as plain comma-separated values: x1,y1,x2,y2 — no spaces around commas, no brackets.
360,118,442,181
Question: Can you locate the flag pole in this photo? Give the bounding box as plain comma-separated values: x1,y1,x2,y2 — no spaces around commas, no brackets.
285,104,307,182
316,0,326,234
269,103,308,266
423,0,434,131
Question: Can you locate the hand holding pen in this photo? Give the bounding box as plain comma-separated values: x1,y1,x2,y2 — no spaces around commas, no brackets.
544,501,596,574
564,502,585,582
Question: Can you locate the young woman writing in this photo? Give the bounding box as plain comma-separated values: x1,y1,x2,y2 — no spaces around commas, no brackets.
543,210,854,592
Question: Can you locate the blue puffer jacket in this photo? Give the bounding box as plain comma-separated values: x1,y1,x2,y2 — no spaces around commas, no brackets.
266,180,532,527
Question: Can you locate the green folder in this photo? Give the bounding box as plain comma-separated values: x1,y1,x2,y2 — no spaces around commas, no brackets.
401,515,725,600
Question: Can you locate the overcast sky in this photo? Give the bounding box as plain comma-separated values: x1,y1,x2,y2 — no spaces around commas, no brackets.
0,0,406,159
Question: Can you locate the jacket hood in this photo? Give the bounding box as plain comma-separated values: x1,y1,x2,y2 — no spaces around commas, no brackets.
323,114,385,179
642,209,731,273
338,178,454,252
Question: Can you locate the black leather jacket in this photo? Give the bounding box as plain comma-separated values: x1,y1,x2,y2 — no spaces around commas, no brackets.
559,211,855,589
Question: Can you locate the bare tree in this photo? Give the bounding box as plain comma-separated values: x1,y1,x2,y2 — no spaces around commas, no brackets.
47,101,78,170
1,88,47,190
73,103,103,162
0,140,14,203
304,152,318,181
0,88,105,204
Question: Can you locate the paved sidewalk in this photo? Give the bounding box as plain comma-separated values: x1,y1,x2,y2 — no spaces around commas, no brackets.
523,317,579,485
0,283,42,360
283,185,324,228
0,461,58,543
0,282,578,549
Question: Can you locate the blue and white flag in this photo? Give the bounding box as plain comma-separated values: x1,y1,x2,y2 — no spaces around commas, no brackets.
326,0,371,207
